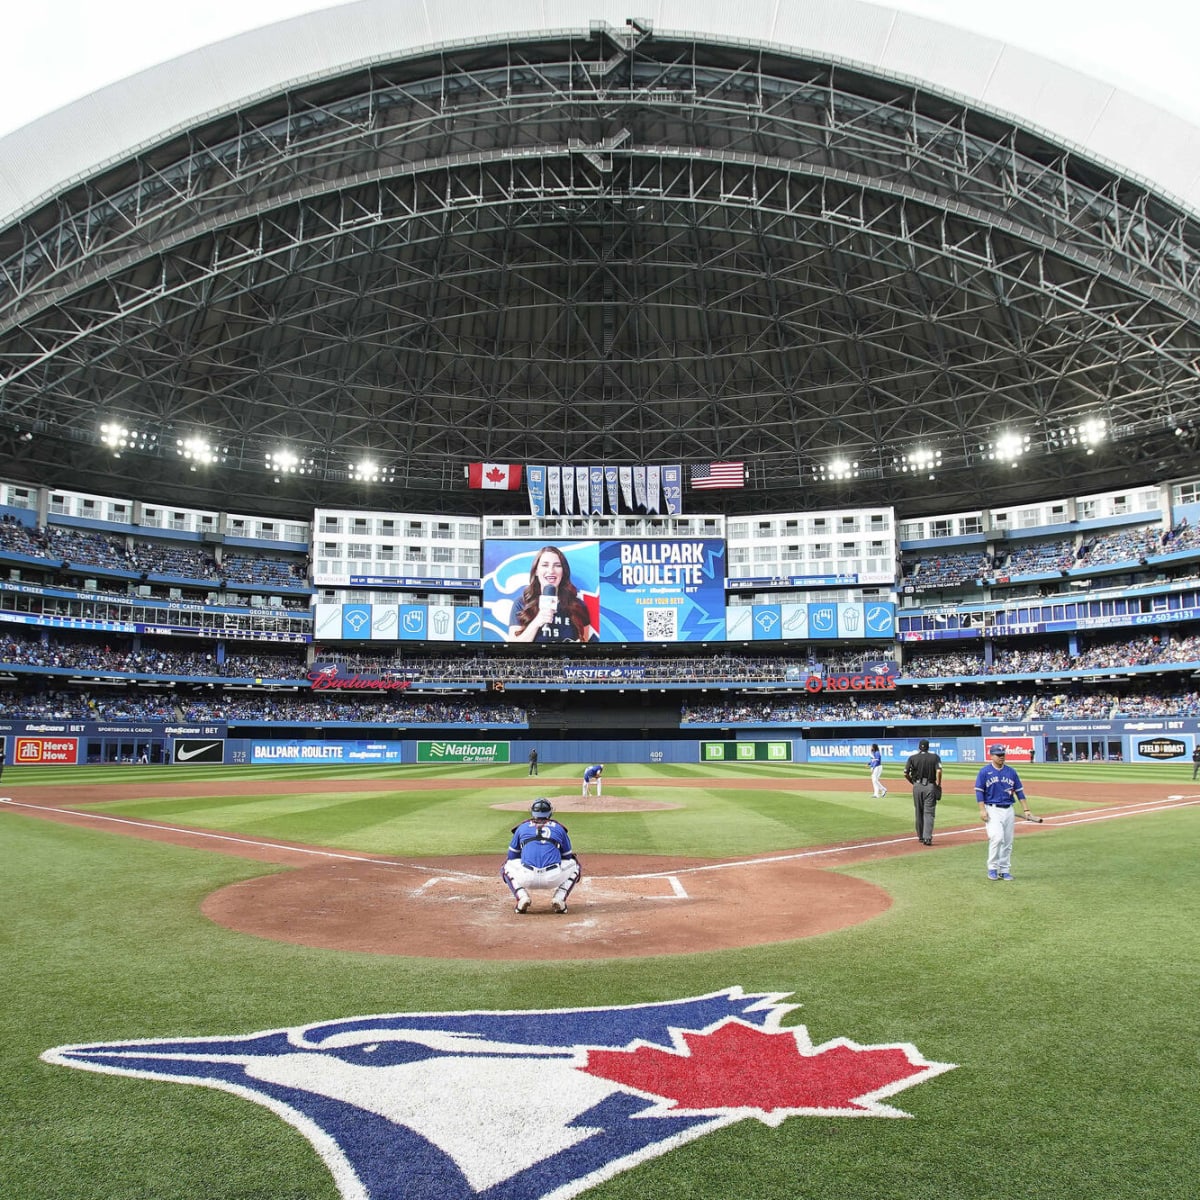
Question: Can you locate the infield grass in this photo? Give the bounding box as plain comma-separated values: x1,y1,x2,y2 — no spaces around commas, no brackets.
2,760,1197,1200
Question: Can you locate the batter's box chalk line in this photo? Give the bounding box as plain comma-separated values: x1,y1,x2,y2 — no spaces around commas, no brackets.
411,875,688,900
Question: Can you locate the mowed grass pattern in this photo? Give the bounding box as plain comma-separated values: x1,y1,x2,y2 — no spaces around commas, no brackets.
2,760,1197,1200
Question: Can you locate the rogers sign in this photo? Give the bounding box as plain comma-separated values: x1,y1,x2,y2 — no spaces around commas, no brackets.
804,673,897,693
308,666,412,692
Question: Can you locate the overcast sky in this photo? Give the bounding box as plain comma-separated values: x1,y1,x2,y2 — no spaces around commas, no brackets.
2,0,1198,138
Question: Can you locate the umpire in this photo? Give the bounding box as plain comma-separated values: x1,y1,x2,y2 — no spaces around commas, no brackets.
904,738,943,845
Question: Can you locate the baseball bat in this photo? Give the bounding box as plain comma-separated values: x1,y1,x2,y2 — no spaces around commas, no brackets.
1017,811,1044,823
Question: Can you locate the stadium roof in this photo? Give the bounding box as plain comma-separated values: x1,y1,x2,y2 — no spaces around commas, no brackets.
2,0,1199,519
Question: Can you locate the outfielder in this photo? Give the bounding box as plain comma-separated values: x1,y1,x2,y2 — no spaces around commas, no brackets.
582,763,604,796
975,744,1035,880
502,797,582,914
867,743,887,798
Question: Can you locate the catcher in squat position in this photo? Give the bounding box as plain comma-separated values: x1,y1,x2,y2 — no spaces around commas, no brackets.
501,797,582,914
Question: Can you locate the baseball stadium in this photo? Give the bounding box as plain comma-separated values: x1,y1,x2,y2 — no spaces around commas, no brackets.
2,3,1198,1198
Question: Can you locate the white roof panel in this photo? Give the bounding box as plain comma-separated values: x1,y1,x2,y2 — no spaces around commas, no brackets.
2,0,1199,223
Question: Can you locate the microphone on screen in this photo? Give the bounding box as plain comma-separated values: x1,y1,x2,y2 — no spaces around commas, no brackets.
539,583,558,615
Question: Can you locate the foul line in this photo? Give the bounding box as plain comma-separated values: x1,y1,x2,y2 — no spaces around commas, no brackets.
620,796,1200,880
0,798,481,878
3,794,1196,886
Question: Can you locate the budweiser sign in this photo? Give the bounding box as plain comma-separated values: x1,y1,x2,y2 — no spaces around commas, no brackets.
308,664,412,691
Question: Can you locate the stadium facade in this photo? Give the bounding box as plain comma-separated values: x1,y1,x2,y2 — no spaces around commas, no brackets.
2,1,1200,766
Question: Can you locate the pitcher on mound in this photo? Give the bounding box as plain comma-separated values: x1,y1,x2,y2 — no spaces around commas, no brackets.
582,763,604,796
501,798,582,914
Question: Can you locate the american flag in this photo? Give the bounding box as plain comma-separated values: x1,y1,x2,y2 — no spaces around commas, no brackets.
689,461,744,489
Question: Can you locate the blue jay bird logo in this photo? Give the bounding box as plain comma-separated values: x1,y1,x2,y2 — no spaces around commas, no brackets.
43,989,953,1200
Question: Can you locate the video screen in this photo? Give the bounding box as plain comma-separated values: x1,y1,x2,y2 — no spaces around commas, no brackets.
481,538,728,643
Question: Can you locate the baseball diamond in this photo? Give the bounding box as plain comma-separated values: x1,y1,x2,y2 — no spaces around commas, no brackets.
4,2,1200,1199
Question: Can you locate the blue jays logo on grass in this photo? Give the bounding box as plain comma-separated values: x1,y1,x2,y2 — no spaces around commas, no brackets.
43,988,954,1200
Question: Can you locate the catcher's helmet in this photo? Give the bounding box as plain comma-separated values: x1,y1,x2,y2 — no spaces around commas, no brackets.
530,797,553,819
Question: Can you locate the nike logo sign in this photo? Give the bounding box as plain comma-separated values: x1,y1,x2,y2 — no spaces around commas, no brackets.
176,742,221,762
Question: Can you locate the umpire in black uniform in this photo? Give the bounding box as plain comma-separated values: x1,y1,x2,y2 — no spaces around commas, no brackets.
904,739,943,845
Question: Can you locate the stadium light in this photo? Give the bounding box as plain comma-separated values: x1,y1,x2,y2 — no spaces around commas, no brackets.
350,458,395,484
815,457,859,481
176,436,227,466
986,431,1029,464
1049,417,1108,454
896,447,942,477
265,449,315,477
100,421,157,457
1070,418,1107,451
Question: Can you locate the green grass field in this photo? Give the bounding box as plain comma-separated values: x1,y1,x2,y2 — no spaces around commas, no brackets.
3,760,1197,1200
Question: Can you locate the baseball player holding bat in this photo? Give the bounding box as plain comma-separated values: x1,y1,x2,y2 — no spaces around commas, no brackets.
501,797,582,914
975,745,1039,880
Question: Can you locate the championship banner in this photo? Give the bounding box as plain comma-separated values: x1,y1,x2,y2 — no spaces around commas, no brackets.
548,466,561,515
562,466,575,514
589,466,605,515
604,466,620,513
646,465,660,513
633,466,646,509
619,466,634,509
527,465,546,516
575,467,589,513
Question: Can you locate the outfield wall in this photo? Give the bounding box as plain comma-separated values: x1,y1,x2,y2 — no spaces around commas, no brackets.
4,719,1199,768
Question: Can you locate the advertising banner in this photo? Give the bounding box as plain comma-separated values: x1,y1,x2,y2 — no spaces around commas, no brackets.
172,738,226,765
250,740,404,764
482,539,727,643
13,736,80,765
699,740,792,762
802,739,961,763
416,741,511,764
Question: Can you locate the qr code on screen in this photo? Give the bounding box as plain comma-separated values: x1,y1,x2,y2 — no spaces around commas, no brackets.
643,607,678,641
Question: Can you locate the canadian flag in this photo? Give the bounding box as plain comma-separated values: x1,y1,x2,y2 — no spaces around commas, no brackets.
467,462,523,490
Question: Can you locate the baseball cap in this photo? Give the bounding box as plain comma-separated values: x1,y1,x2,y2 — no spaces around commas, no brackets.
989,745,1006,755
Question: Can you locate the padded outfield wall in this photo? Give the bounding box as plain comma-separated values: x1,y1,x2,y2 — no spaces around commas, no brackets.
4,722,1197,768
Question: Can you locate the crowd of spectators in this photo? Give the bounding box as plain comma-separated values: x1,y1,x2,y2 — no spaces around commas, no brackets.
0,687,527,723
313,649,880,685
0,631,308,679
0,517,309,592
681,693,1032,723
902,632,1200,678
902,552,992,590
6,629,1200,687
902,519,1200,592
0,689,180,720
175,696,526,723
5,678,1200,724
1001,538,1076,577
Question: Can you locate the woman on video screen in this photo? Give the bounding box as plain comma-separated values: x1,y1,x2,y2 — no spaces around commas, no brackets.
508,546,597,642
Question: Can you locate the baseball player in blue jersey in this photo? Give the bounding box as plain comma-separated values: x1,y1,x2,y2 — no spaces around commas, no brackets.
502,797,582,914
975,745,1036,880
582,763,604,796
867,743,887,798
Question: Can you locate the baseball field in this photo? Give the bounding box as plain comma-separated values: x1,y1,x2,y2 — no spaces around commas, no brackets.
2,758,1196,1200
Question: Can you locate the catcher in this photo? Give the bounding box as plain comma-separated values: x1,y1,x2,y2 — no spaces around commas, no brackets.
501,797,582,914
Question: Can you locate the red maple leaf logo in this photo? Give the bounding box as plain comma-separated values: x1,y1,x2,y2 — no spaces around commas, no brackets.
579,1021,953,1120
485,466,507,484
